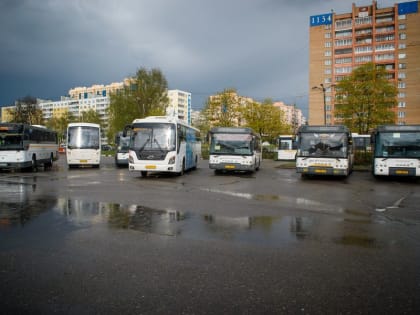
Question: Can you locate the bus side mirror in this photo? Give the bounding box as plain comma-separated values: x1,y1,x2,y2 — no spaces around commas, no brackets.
123,124,132,137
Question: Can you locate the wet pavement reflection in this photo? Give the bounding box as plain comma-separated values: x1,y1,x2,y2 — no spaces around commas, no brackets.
1,180,402,249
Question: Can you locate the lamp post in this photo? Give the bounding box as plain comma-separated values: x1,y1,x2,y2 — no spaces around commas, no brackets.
312,83,335,125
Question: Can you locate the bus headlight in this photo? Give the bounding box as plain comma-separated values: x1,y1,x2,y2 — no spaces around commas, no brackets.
128,154,134,164
168,156,176,164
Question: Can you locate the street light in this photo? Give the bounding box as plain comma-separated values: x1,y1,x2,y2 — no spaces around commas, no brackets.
312,83,335,125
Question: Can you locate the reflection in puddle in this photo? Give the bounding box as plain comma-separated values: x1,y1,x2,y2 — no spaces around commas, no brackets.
53,199,315,245
0,188,387,249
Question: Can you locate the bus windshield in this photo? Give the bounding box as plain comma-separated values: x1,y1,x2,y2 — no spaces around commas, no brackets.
131,123,176,152
299,132,348,158
67,126,100,149
210,133,254,155
0,126,24,150
375,131,420,158
118,136,130,152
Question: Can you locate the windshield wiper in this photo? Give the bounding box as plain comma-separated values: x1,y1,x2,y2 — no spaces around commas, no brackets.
153,138,165,153
138,138,150,152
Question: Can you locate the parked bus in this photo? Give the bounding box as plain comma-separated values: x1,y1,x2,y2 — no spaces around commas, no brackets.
276,135,297,160
124,116,201,177
114,131,130,167
352,133,372,153
372,125,420,177
208,127,261,173
296,125,354,177
0,123,58,171
66,122,101,168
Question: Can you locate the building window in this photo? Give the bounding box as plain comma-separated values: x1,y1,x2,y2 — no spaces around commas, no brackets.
355,46,373,54
398,111,405,118
355,55,373,63
324,77,332,83
324,59,332,65
398,102,406,108
335,19,352,29
399,43,406,49
325,32,332,39
325,42,332,48
325,50,332,57
398,53,406,59
399,63,406,69
398,82,406,88
335,39,352,47
335,57,352,64
398,14,406,20
398,72,406,79
398,24,406,30
324,68,332,75
375,44,395,51
398,92,406,98
399,33,407,40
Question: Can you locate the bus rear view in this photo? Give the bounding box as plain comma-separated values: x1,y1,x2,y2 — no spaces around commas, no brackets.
372,125,420,177
296,125,353,177
66,123,101,168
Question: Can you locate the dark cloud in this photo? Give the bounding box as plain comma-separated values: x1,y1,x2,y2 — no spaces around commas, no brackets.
0,0,400,115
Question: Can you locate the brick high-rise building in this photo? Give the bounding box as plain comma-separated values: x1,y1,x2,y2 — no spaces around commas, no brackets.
309,1,420,126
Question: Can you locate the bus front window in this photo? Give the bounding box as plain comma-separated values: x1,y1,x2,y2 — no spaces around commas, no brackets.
68,127,100,149
210,134,253,155
376,132,420,158
299,133,347,158
132,124,176,152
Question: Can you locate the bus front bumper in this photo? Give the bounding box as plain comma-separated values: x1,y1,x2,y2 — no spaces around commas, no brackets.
296,166,348,176
209,163,254,171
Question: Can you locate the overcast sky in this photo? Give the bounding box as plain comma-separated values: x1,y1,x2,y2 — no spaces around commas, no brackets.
0,0,402,117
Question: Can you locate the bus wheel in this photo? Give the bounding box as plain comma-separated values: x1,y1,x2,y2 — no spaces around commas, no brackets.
141,171,148,177
44,154,53,169
32,155,38,172
178,159,185,176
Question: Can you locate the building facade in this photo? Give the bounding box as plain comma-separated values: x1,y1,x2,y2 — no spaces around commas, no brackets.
309,0,420,125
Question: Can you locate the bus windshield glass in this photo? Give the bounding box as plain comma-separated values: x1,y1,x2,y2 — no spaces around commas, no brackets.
299,132,347,158
0,125,24,150
375,131,420,158
67,126,100,149
210,133,253,155
118,136,130,152
131,123,176,151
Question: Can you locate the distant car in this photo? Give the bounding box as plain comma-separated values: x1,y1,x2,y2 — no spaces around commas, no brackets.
58,143,66,154
101,144,113,151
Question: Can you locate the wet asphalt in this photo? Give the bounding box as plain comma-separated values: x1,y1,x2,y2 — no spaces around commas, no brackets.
0,156,419,314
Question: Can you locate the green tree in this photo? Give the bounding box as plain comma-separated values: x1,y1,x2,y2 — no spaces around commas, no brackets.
107,67,169,141
241,99,291,143
202,88,242,128
334,62,397,134
45,111,77,143
10,95,44,125
80,109,103,125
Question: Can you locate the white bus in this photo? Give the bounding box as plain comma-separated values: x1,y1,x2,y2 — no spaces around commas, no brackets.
208,127,262,173
66,123,101,168
372,125,420,177
276,135,297,160
296,125,354,177
114,131,130,167
0,123,58,171
124,116,201,177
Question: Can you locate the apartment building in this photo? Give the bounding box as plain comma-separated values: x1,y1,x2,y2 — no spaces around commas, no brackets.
309,0,420,125
167,89,192,124
273,102,306,132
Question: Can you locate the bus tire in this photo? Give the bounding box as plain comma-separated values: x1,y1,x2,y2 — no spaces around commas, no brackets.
177,159,185,176
32,155,38,172
44,154,53,169
141,171,148,177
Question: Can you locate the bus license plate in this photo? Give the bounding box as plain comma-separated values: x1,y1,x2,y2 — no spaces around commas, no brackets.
396,170,408,175
225,165,235,169
146,165,156,169
79,159,88,163
315,169,327,174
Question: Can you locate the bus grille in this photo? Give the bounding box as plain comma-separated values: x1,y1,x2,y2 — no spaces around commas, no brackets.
136,150,167,161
